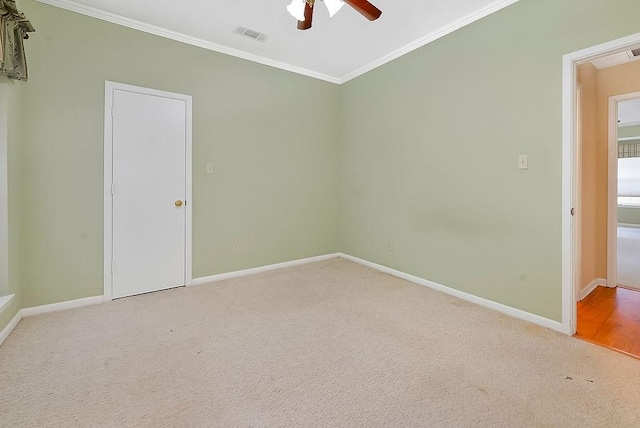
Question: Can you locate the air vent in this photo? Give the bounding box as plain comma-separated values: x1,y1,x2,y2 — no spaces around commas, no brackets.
632,48,640,57
233,26,269,43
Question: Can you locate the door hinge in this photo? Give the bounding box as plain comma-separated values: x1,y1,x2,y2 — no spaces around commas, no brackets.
111,183,115,195
111,262,114,273
571,208,575,216
110,105,114,117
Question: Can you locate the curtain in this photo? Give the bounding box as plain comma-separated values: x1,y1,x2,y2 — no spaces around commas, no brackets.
618,157,640,197
0,0,35,81
618,140,640,158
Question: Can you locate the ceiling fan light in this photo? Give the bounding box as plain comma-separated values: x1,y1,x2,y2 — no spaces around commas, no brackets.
287,0,306,21
324,0,345,17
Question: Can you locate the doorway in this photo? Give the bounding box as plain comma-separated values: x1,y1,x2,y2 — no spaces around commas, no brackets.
566,39,640,356
562,32,640,335
575,91,640,357
104,82,192,300
616,96,640,290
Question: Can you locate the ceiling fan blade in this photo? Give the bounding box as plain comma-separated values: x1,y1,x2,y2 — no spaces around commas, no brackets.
297,1,314,30
344,0,382,21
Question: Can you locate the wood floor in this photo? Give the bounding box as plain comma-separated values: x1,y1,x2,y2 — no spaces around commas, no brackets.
576,286,640,358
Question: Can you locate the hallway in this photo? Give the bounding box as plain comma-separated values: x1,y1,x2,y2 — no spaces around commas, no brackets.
576,286,640,358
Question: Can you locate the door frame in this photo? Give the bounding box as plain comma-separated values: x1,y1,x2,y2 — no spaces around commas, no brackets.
103,81,193,301
562,32,640,335
608,91,640,291
574,84,582,301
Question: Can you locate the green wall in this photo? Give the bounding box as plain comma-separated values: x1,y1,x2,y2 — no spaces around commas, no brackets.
4,0,640,332
619,125,640,140
339,0,640,322
17,0,340,308
0,76,22,330
618,207,640,225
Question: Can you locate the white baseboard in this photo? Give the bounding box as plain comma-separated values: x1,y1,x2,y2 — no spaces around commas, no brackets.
13,254,339,319
618,223,640,229
339,253,566,334
578,278,607,301
1,254,339,345
0,309,22,347
21,295,104,318
3,251,569,345
192,253,340,286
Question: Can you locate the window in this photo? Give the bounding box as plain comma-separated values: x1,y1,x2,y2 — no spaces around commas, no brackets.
618,157,640,206
618,196,640,207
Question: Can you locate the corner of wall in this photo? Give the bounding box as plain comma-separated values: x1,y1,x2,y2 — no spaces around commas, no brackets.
335,81,346,254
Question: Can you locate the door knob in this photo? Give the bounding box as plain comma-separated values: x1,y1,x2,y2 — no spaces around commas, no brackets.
175,200,183,207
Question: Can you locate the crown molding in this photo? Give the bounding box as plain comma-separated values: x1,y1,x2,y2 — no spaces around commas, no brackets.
37,0,520,85
35,0,342,84
338,0,521,84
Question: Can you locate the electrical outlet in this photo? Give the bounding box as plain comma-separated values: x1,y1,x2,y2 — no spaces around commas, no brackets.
387,242,393,252
232,244,240,254
206,163,214,174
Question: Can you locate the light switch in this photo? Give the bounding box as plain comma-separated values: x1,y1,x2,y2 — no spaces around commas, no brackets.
518,155,528,170
206,163,214,174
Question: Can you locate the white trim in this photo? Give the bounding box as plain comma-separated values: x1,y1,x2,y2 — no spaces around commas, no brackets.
339,253,565,333
35,0,521,85
104,81,193,301
578,278,607,301
35,0,341,85
618,222,640,228
620,121,640,128
618,136,640,142
575,84,583,302
572,33,640,65
192,253,340,286
185,96,193,289
562,31,640,336
608,96,619,291
0,293,14,313
21,296,104,318
104,82,113,301
339,0,521,83
608,91,640,292
0,309,22,347
562,50,578,335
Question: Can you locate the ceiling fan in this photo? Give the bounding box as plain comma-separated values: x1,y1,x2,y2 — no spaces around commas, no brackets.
287,0,382,30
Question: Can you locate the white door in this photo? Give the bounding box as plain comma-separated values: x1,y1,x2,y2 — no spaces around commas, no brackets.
110,88,189,299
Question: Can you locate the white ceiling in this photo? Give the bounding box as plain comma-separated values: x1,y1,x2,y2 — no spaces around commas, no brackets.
38,0,518,83
619,98,640,127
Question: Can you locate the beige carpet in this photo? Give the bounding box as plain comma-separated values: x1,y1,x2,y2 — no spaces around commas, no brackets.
1,258,640,427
